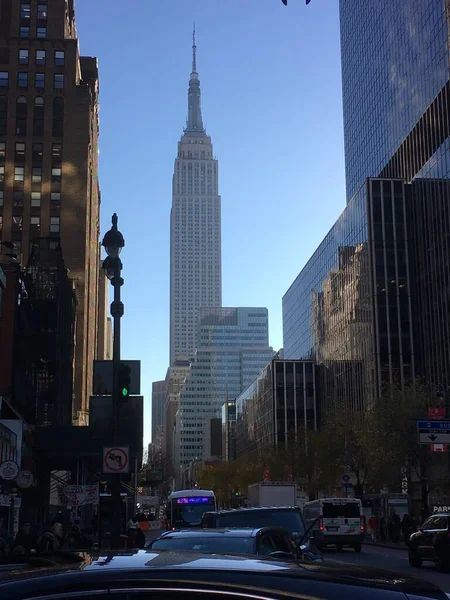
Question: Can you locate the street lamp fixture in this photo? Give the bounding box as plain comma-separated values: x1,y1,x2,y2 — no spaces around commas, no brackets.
102,213,125,258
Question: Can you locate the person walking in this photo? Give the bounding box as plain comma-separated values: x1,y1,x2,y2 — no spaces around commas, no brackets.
368,515,377,542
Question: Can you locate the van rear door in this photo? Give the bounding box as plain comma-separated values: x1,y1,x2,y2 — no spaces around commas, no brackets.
322,501,361,537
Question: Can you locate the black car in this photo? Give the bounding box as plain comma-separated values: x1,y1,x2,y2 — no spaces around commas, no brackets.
409,513,450,571
0,549,446,600
148,526,317,562
202,506,306,539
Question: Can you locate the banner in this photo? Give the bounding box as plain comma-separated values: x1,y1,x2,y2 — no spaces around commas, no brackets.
58,484,99,507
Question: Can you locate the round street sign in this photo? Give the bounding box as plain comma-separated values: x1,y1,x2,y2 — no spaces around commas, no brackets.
0,460,20,481
342,474,350,483
16,470,34,489
103,447,129,474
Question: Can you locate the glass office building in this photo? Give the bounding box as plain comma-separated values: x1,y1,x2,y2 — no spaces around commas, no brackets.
340,0,450,389
340,0,450,201
175,308,274,475
283,179,414,417
235,360,316,458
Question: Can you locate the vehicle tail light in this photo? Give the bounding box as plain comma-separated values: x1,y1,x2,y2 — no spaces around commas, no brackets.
319,516,324,531
360,517,365,531
171,527,176,531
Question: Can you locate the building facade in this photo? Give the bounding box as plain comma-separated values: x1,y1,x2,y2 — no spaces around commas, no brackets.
235,359,317,459
175,307,274,477
0,0,103,424
151,380,165,446
164,357,191,478
169,31,221,365
282,179,414,417
340,0,450,390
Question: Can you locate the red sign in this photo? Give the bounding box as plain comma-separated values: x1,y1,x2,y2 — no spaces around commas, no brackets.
103,446,129,473
428,407,446,419
431,444,447,452
263,466,271,482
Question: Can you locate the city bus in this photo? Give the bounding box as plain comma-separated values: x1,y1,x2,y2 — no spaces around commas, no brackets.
166,489,216,530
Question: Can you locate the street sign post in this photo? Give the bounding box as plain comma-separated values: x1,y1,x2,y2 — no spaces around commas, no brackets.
103,447,130,474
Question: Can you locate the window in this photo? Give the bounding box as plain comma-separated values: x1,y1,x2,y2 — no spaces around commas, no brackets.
19,49,29,65
52,97,64,137
14,166,25,182
37,27,46,39
13,191,24,207
51,167,61,183
37,4,47,19
20,27,30,38
52,144,62,160
50,192,60,204
54,74,64,90
0,166,4,182
31,191,41,207
50,216,60,233
36,50,46,66
0,72,8,88
17,72,28,88
16,96,27,136
12,216,23,231
55,51,65,67
32,167,42,183
30,216,40,231
33,97,44,136
0,142,5,160
32,143,43,162
20,4,31,19
35,73,45,89
15,142,25,159
0,191,3,206
0,96,6,136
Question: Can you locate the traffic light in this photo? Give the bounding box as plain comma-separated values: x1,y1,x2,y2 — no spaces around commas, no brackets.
117,363,131,400
235,490,240,497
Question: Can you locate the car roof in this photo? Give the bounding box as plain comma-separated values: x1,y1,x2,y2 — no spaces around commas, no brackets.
204,506,301,515
430,512,450,517
0,549,444,599
157,527,286,538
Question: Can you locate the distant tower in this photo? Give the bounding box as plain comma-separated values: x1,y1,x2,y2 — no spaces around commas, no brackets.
169,29,222,365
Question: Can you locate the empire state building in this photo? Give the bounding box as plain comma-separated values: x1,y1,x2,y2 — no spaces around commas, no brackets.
170,31,222,365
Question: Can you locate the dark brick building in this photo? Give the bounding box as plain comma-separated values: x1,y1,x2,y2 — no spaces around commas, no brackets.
0,0,105,424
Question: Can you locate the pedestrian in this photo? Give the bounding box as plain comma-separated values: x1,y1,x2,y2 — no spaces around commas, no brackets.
368,515,377,542
379,514,386,542
390,511,401,543
401,514,411,545
66,525,92,550
14,522,36,554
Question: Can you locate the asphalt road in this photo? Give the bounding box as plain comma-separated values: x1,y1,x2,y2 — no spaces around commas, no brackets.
328,544,450,592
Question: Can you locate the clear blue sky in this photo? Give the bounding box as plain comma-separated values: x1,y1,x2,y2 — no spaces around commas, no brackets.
75,0,346,447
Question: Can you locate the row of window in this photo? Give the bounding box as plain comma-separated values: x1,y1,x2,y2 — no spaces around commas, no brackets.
0,215,60,233
0,190,61,207
0,141,62,161
19,49,65,67
21,2,48,21
0,72,64,89
0,95,64,138
0,165,61,183
20,26,47,39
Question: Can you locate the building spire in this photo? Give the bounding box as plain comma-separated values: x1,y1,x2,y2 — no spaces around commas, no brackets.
185,26,204,134
192,23,197,73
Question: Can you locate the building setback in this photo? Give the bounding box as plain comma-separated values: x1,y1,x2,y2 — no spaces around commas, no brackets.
169,30,222,365
0,0,103,424
151,380,165,446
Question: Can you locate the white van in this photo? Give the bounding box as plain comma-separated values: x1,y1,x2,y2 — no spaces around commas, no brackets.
303,497,364,552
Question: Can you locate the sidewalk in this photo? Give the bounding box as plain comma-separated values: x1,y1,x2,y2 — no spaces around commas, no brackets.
363,538,408,551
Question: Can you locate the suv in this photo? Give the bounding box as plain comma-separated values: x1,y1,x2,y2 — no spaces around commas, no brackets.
409,513,450,572
201,506,306,540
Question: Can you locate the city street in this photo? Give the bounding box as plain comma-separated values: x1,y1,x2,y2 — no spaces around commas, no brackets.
328,545,450,593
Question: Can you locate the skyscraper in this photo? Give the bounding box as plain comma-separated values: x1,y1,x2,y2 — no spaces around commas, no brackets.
0,0,103,424
340,0,450,387
170,30,222,365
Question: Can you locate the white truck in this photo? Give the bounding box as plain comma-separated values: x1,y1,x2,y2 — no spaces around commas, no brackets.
247,482,297,507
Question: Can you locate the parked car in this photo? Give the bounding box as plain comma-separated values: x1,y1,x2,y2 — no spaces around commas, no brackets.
409,513,450,571
0,549,446,600
148,526,321,563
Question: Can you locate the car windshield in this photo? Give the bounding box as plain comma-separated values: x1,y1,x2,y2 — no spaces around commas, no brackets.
173,502,215,527
216,510,305,535
152,535,254,554
323,503,360,518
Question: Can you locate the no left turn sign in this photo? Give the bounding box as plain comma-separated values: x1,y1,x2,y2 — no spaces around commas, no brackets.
103,447,130,474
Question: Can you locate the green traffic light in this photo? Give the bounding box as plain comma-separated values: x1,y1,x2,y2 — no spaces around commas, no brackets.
121,387,129,397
